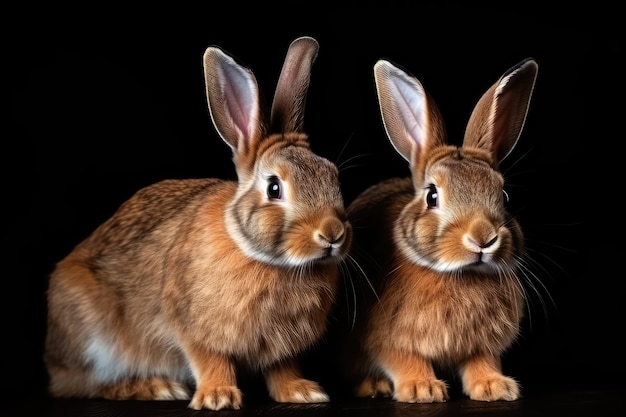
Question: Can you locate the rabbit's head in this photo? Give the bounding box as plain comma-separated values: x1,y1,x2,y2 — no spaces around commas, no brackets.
373,58,538,275
203,37,351,268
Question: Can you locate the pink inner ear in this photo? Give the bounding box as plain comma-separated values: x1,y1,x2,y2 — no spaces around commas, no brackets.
393,76,427,146
379,63,429,162
221,64,258,145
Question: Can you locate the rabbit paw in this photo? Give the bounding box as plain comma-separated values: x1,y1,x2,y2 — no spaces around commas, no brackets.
393,378,449,403
465,375,520,401
270,378,330,403
188,385,243,410
152,380,191,400
355,376,393,398
101,377,190,400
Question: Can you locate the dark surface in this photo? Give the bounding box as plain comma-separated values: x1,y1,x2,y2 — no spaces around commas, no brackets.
6,3,622,417
11,390,625,417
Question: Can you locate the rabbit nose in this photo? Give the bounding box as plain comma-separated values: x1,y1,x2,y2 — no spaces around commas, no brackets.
463,219,499,252
315,217,346,247
465,235,498,250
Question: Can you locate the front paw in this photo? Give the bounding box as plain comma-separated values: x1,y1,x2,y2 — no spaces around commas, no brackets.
465,375,520,401
188,385,243,410
270,378,330,403
393,378,449,403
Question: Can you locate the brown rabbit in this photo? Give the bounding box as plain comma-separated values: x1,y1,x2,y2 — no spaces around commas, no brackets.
44,36,352,411
342,58,538,403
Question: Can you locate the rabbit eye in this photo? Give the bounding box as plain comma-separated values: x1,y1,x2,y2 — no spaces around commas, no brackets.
503,189,510,207
426,184,438,208
267,176,282,200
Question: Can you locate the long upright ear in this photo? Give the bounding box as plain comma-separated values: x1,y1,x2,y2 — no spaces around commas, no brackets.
463,58,538,163
270,36,319,133
203,46,265,156
373,59,446,167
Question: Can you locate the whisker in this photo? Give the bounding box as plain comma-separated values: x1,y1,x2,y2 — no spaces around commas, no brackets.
502,144,536,178
335,131,357,164
339,257,359,330
337,153,375,173
517,254,558,332
350,254,378,294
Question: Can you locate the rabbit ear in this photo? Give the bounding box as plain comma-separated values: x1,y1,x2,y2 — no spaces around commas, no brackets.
463,58,538,163
373,60,446,166
203,46,265,156
270,36,319,133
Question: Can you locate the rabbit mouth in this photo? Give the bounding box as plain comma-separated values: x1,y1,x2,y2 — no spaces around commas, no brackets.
314,246,345,263
278,244,347,267
324,246,344,259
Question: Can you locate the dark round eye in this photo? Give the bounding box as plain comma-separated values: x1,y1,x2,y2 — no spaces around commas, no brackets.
267,176,282,200
426,184,438,208
502,189,510,207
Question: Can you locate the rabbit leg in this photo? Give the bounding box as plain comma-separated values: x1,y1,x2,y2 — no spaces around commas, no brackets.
99,377,190,400
48,363,190,400
185,348,242,410
264,357,330,403
460,354,520,401
377,349,449,403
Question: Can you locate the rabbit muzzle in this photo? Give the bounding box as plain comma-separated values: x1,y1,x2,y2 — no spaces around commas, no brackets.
314,216,351,259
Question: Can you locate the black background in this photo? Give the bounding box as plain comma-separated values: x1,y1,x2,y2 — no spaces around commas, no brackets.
5,3,622,407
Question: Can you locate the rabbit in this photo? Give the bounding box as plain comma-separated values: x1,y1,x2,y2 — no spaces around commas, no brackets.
340,57,538,403
44,36,352,411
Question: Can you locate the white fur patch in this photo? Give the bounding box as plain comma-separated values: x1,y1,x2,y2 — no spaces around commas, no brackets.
293,390,330,403
84,333,129,382
155,382,190,400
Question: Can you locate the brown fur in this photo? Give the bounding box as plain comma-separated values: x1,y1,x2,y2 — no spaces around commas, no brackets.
341,58,538,403
45,37,352,410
